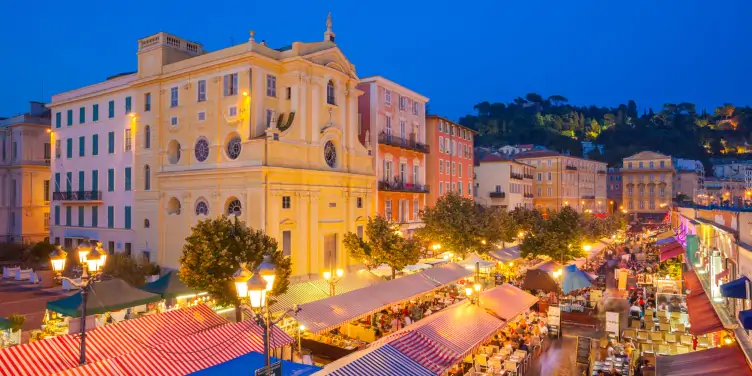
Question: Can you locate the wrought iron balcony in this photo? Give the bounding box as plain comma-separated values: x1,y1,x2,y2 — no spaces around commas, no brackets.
378,133,430,154
597,170,606,174
524,174,534,179
490,191,506,198
53,191,103,202
565,165,578,171
510,172,524,180
581,195,596,200
524,193,534,198
378,180,429,193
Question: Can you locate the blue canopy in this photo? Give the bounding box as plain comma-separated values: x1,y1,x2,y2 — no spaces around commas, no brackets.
739,309,752,330
721,276,750,299
562,264,592,295
190,352,321,376
656,237,677,245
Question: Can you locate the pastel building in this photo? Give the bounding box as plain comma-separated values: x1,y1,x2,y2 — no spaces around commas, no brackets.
0,102,51,243
515,151,607,213
357,76,428,236
475,155,534,210
606,167,622,214
425,115,475,206
620,151,674,218
48,16,375,279
48,74,137,254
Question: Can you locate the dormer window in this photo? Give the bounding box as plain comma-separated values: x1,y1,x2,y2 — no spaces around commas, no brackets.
326,80,336,105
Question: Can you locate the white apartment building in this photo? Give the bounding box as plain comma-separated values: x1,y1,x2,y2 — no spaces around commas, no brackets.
0,102,51,243
48,74,136,255
475,155,534,210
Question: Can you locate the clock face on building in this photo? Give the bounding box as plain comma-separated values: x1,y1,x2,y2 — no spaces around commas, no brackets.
324,141,336,168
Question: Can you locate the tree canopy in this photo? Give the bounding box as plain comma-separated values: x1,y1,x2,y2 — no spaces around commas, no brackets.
417,193,496,256
344,216,421,278
179,216,291,307
462,94,752,169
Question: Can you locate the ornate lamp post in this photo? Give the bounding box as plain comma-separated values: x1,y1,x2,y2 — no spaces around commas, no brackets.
234,260,300,375
49,241,107,366
322,267,344,296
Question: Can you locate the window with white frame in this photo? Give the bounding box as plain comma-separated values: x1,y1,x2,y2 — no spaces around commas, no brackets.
400,120,406,139
124,128,132,151
458,184,463,196
171,116,178,126
439,159,443,173
170,87,178,107
385,89,391,105
468,182,472,195
398,200,407,222
229,106,238,117
282,196,291,209
55,140,61,158
413,165,419,184
326,81,336,105
547,187,552,196
386,116,392,136
385,200,392,219
439,136,444,152
439,182,443,195
224,73,239,96
266,75,277,97
197,80,207,101
413,199,419,219
399,96,407,111
458,164,462,178
412,101,419,115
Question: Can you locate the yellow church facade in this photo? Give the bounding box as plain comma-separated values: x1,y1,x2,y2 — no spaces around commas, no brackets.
128,19,373,279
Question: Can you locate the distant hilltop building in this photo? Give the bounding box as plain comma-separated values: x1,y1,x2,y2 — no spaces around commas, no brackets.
497,144,534,156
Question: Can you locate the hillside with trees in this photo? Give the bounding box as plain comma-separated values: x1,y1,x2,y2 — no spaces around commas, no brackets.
459,93,752,167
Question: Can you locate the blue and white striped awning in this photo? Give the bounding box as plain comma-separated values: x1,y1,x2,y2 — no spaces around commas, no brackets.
271,270,384,314
489,246,521,262
324,344,434,376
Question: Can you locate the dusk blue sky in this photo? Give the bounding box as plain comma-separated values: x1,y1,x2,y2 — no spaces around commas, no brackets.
1,0,751,121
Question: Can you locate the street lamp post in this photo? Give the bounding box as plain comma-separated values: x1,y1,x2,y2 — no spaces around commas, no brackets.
49,241,107,366
234,258,300,375
322,267,344,297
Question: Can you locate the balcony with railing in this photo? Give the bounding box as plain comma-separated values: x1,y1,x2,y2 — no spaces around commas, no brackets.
510,172,524,180
524,193,534,198
378,133,430,154
52,191,103,203
597,170,607,174
490,191,506,198
378,180,429,193
565,165,578,171
581,195,596,200
524,173,534,179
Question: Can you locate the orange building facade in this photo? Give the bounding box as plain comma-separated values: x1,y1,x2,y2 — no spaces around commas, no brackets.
425,115,475,207
357,77,429,235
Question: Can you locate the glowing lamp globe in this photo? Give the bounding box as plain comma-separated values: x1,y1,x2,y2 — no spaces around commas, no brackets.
50,246,67,273
336,268,344,278
473,283,481,292
256,256,276,292
246,273,268,309
465,287,473,297
85,248,103,273
323,271,332,280
76,241,92,264
234,264,253,298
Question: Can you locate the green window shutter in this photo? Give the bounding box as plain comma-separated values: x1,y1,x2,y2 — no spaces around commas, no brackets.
125,206,131,229
107,169,114,192
93,104,99,122
92,207,98,227
54,206,60,225
92,134,99,156
92,170,98,192
66,138,72,158
108,132,114,154
108,101,115,118
78,171,84,194
79,107,85,124
125,96,132,113
66,207,72,226
79,136,85,157
66,172,72,194
108,206,114,228
67,110,73,126
78,207,84,227
55,112,61,128
125,167,131,191
54,173,60,193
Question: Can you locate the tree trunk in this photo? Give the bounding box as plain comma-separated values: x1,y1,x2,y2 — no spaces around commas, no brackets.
391,267,396,280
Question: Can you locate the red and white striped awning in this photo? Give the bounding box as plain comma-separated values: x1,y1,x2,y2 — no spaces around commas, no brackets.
0,335,79,376
391,331,459,374
110,320,293,375
50,359,123,376
479,284,539,321
59,304,228,363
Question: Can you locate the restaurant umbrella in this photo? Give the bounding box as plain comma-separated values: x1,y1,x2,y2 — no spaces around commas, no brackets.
561,264,592,295
521,269,559,293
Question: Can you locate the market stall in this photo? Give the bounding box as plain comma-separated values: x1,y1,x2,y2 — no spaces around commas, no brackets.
457,253,495,275
139,270,209,311
0,317,20,348
655,345,752,376
294,263,472,361
40,278,162,338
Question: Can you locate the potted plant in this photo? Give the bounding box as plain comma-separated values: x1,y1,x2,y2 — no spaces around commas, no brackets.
142,262,161,282
8,314,25,332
